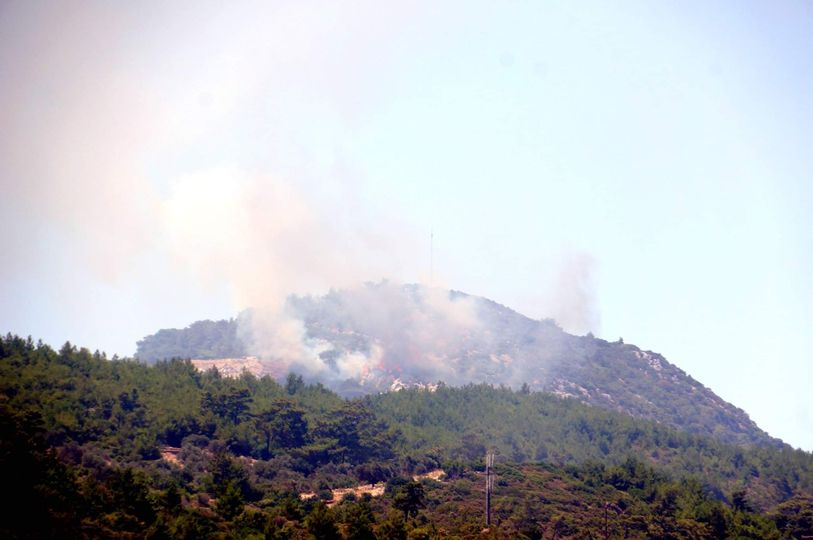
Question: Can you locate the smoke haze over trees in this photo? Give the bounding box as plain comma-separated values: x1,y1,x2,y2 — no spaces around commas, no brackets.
137,283,778,448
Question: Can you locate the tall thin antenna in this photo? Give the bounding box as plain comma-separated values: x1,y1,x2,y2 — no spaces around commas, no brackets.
430,228,434,285
486,451,494,527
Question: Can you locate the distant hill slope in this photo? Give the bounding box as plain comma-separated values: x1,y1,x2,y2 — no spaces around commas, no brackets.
136,318,245,362
136,283,778,447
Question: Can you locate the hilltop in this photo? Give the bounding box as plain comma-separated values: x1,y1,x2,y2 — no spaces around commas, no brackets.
137,283,777,447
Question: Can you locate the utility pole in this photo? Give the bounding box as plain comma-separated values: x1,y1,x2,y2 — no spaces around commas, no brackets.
485,451,494,527
430,228,434,285
600,501,626,540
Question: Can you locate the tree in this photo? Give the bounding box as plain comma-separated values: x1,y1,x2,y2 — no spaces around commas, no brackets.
171,510,218,540
108,468,155,523
59,341,76,362
162,483,183,514
145,516,172,540
305,502,340,540
201,389,251,424
210,452,254,500
216,480,244,520
343,500,377,540
732,488,753,513
376,511,407,540
771,494,813,538
393,481,426,519
286,373,305,395
255,399,309,458
315,401,395,464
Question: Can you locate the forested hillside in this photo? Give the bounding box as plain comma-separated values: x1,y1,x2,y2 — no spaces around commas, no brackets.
136,319,246,363
2,334,812,538
369,387,812,510
136,284,777,448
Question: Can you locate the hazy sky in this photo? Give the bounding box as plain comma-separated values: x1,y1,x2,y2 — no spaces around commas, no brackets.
1,1,811,450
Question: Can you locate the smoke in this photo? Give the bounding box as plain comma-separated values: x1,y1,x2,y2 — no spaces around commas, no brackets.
276,282,484,383
160,166,422,376
548,252,600,335
0,3,163,279
0,0,421,279
0,1,601,373
248,278,589,390
0,1,423,351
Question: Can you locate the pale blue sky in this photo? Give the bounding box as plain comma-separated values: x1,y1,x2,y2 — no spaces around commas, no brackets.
1,1,811,449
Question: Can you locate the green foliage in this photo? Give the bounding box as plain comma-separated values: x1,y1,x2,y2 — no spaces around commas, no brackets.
771,494,813,537
136,319,245,363
339,500,377,540
201,388,251,424
286,373,306,395
107,467,156,524
256,399,309,457
2,333,812,539
392,481,427,519
140,285,780,449
161,483,183,514
0,401,82,538
376,511,407,540
305,502,340,540
210,451,255,501
171,510,218,539
369,384,813,510
313,401,397,465
216,480,245,520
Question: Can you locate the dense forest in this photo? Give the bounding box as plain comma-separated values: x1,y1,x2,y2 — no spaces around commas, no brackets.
2,333,812,538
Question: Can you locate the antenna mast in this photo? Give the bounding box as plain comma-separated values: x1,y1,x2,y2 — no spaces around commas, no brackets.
430,228,434,285
486,451,494,527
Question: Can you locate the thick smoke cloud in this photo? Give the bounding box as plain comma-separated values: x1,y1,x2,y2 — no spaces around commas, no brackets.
0,1,600,380
279,283,483,383
0,1,420,282
161,167,422,377
0,1,423,349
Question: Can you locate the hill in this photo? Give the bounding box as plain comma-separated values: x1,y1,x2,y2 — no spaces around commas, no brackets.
136,319,246,362
2,333,812,538
137,282,777,447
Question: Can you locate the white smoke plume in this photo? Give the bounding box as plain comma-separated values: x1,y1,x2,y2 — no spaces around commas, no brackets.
548,252,600,336
161,167,422,377
289,282,482,382
0,1,601,380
